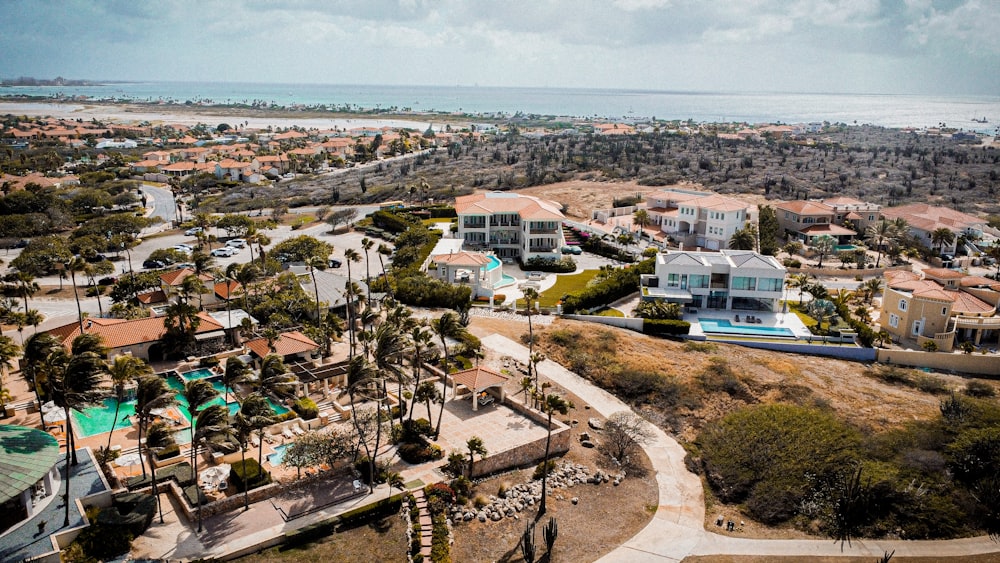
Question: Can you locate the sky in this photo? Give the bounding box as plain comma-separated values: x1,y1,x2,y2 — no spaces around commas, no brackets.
1,0,998,95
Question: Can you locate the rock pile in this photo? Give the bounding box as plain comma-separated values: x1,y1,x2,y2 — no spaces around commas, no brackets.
452,461,625,524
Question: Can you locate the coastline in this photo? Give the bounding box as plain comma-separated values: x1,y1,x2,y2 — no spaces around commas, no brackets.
0,100,447,131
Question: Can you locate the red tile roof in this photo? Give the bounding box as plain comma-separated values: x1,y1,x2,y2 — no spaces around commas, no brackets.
451,366,509,392
245,331,318,358
46,312,224,350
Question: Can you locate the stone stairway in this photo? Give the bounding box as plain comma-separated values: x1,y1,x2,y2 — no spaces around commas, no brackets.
412,488,433,559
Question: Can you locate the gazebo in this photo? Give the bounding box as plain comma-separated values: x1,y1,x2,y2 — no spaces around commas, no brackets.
0,425,62,535
450,366,509,411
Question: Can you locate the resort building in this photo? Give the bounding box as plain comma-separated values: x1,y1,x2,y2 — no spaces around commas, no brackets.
880,203,986,255
642,249,786,312
455,192,566,262
45,313,227,362
774,199,866,244
879,268,999,351
643,189,753,250
0,425,61,535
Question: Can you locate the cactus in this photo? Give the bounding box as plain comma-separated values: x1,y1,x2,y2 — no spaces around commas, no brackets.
543,516,558,553
521,521,536,563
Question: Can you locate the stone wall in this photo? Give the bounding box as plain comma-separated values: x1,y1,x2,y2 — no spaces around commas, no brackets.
709,338,879,361
877,349,1000,377
562,314,644,332
786,264,909,278
471,398,572,479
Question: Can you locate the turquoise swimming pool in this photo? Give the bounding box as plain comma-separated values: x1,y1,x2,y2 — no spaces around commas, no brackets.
698,318,795,338
70,374,288,438
267,443,289,466
179,368,216,381
486,255,501,270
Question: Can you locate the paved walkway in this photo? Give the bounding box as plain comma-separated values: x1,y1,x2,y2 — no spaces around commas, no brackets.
478,334,1000,561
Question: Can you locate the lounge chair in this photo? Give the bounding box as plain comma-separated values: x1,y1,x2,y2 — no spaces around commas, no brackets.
282,428,295,440
756,318,763,324
292,424,305,436
250,434,260,447
734,315,740,322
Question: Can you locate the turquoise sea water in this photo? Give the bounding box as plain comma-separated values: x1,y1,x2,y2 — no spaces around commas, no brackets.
3,82,999,131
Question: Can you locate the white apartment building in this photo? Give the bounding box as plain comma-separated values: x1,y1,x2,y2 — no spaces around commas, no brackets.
644,189,753,250
643,249,787,312
454,192,566,262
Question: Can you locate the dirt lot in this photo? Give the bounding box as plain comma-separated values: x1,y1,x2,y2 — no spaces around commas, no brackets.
237,512,410,563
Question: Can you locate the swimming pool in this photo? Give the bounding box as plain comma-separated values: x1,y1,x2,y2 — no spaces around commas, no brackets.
494,273,516,289
486,255,501,271
179,368,216,381
698,318,795,338
267,444,289,466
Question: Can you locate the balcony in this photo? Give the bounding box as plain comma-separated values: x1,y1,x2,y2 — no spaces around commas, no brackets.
463,222,486,229
489,219,521,227
529,246,557,253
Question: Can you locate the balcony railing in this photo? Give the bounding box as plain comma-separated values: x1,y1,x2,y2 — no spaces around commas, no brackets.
463,222,486,229
489,220,521,227
529,246,557,253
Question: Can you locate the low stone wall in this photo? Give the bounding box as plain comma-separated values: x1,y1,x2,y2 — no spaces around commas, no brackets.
709,339,878,361
471,398,571,479
877,349,1000,377
562,314,644,332
786,264,909,278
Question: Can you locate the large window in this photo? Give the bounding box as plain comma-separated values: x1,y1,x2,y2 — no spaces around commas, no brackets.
732,276,756,291
757,278,784,292
899,299,908,312
689,275,710,288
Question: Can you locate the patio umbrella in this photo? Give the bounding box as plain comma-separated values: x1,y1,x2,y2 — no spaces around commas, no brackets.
115,452,143,468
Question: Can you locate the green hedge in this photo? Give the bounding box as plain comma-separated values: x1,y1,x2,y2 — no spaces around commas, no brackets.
231,458,271,492
338,493,405,529
523,256,576,273
834,299,875,347
395,274,471,310
642,319,691,336
125,461,194,490
370,210,415,234
293,397,319,420
96,492,156,537
561,258,654,313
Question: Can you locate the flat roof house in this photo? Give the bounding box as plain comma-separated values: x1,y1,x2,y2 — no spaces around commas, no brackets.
643,249,786,312
455,192,566,262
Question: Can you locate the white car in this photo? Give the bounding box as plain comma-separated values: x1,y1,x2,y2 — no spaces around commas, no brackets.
185,227,203,236
210,247,235,257
226,238,247,248
172,245,193,255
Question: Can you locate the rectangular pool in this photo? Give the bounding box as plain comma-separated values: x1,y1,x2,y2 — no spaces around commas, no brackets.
179,368,217,381
698,318,795,338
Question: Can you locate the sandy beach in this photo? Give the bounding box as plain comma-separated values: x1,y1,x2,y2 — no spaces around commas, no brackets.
0,101,439,131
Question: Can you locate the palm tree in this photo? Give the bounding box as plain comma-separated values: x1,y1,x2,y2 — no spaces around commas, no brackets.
0,335,19,417
66,257,87,333
181,379,219,477
361,237,374,306
466,435,487,478
21,332,61,426
864,219,896,268
376,243,394,300
181,273,209,312
522,287,539,400
633,209,651,233
407,325,435,423
536,392,571,518
231,263,259,314
48,339,110,526
813,235,836,268
344,248,362,355
222,356,251,404
786,273,810,306
729,227,757,251
105,355,152,451
414,380,441,427
191,404,233,532
134,375,176,479
144,421,175,523
431,311,468,438
239,392,275,469
306,255,327,329
163,299,201,358
930,227,956,255
861,278,883,305
372,322,409,423
344,354,380,492
258,354,296,403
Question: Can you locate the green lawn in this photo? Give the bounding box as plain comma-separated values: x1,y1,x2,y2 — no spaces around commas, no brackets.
594,307,624,317
537,269,603,307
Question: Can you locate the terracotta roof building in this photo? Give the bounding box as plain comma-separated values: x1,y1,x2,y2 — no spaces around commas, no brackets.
45,313,226,362
455,192,566,261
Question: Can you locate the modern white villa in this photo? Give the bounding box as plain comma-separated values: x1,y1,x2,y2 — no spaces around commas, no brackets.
641,249,787,312
454,192,566,262
643,189,754,250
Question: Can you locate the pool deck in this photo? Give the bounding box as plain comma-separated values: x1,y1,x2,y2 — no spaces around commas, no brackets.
685,309,813,340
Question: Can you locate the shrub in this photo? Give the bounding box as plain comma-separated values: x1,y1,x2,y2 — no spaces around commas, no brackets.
684,341,718,353
533,460,556,480
69,520,134,561
964,381,996,398
395,273,472,310
230,458,271,492
95,492,156,538
642,319,691,336
561,258,654,313
473,494,489,509
523,256,576,273
156,443,180,460
398,440,444,464
292,397,319,420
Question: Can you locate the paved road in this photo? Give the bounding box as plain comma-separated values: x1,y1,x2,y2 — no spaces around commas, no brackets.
140,183,177,228
479,333,1000,562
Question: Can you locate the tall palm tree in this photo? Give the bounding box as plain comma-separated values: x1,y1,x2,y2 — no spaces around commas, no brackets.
0,335,19,416
105,355,152,451
181,379,219,478
191,404,233,532
239,392,275,469
163,299,201,358
344,248,362,355
372,322,409,423
786,273,811,306
66,257,88,333
306,255,327,329
521,287,540,400
134,375,176,479
345,355,381,493
930,227,956,255
361,237,374,306
181,273,209,312
861,278,884,305
431,311,468,438
376,243,394,300
864,219,896,269
222,356,251,404
21,332,61,427
231,263,260,315
407,324,435,423
48,340,110,526
144,421,174,523
259,354,296,403
536,392,571,518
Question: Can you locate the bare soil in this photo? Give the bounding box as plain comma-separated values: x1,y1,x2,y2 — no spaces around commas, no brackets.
684,556,1000,563
236,513,409,563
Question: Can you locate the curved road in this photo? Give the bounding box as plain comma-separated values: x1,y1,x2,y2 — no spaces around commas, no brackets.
479,333,1000,562
139,183,177,233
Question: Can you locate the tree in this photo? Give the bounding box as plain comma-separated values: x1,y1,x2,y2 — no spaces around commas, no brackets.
21,332,60,426
361,237,374,306
344,248,362,355
162,299,200,358
134,375,176,479
536,392,571,517
144,421,175,523
861,278,883,305
192,404,233,532
259,354,296,402
306,255,327,332
930,227,956,255
222,356,251,404
407,324,435,423
181,379,219,476
865,219,896,269
786,273,811,305
376,243,394,299
66,257,88,333
326,208,358,232
432,311,468,438
414,380,441,427
632,209,650,232
239,392,276,470
0,335,20,417
216,213,255,238
757,205,780,256
105,355,152,451
271,234,333,264
601,411,652,467
372,322,409,424
48,336,110,526
522,287,539,400
813,235,836,268
729,226,757,251
466,435,487,478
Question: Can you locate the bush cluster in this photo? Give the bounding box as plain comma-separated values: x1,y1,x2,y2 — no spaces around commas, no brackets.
582,236,637,263
395,274,472,310
230,458,271,492
292,397,319,420
834,297,875,347
561,258,654,313
642,319,691,336
95,492,156,538
523,256,576,273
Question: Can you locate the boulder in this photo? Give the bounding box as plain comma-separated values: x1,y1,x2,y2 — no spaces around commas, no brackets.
571,497,579,505
588,418,604,430
581,440,595,448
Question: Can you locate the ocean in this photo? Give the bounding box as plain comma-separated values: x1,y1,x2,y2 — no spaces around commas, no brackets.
2,81,999,133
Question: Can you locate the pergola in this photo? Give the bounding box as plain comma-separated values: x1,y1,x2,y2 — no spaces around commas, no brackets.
450,366,509,411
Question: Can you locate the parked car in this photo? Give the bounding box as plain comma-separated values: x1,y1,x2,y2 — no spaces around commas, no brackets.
226,238,247,248
185,227,203,236
569,246,582,255
142,259,165,269
175,262,195,270
172,245,193,255
211,247,235,257
13,239,29,249
98,276,117,286
329,258,342,268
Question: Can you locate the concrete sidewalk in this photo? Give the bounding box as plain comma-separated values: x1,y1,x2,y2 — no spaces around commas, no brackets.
478,334,1000,561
